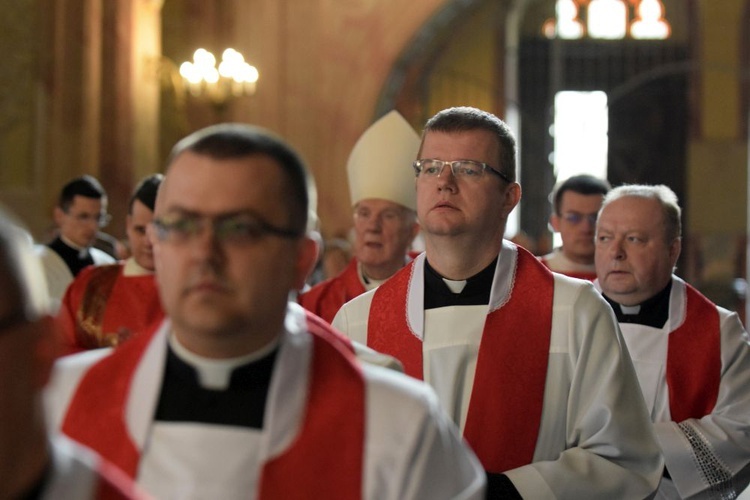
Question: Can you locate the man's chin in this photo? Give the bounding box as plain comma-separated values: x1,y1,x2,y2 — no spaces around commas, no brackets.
357,252,386,266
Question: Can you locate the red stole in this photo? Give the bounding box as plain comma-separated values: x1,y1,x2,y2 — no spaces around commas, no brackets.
299,258,365,323
667,283,721,421
62,315,365,499
74,265,122,348
94,459,148,500
560,270,597,281
368,247,554,473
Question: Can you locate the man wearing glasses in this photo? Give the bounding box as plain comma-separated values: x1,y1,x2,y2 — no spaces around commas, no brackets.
36,175,116,311
299,111,420,323
56,174,164,355
45,123,486,498
0,208,144,499
540,174,611,280
333,106,663,498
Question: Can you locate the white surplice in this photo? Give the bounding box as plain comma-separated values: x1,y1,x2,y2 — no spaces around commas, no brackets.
44,303,485,500
333,241,664,499
599,276,750,499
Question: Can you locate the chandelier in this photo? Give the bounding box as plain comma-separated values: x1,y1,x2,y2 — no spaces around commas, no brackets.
178,48,259,110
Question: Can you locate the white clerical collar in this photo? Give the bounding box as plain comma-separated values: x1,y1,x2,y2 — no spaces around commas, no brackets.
442,278,467,294
123,257,153,277
358,262,388,291
60,234,89,258
619,304,641,315
168,333,280,390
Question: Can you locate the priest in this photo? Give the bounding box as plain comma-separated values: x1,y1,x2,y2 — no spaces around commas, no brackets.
299,111,420,323
595,184,750,498
333,106,663,499
540,174,610,280
56,174,164,355
36,175,116,311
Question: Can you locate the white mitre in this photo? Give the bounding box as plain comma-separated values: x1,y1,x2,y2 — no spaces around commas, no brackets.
347,110,420,211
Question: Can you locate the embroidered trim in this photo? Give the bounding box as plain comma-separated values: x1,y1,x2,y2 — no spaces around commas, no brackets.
678,421,737,499
405,259,420,340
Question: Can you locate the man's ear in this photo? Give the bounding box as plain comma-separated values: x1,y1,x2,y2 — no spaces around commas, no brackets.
294,235,321,291
53,207,65,227
549,213,561,233
669,237,682,269
501,183,522,217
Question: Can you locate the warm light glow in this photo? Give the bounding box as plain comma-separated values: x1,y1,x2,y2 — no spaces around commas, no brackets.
544,0,671,41
550,90,609,247
631,0,671,39
551,91,608,183
177,47,259,107
543,0,584,39
588,0,628,39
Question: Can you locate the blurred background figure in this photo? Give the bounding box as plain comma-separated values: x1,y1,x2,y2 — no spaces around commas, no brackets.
0,205,145,499
321,237,353,280
35,176,116,312
56,174,164,355
540,174,611,280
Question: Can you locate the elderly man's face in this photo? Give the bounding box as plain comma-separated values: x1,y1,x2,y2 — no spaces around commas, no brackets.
151,152,315,357
595,196,680,306
352,199,417,280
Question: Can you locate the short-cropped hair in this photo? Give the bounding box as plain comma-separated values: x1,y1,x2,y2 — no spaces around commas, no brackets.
128,174,164,213
550,174,611,215
601,184,681,242
421,107,517,183
57,175,107,211
168,123,311,235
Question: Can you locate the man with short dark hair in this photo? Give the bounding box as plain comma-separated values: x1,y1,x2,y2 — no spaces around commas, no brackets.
540,174,611,280
595,184,750,498
334,106,663,498
0,206,144,499
37,175,116,310
56,174,165,354
45,124,485,498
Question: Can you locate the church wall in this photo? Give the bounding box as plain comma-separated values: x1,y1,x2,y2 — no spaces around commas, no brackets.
0,0,748,313
683,0,748,313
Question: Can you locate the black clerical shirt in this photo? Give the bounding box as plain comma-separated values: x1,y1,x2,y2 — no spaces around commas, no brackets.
603,280,672,329
423,257,497,309
48,236,94,277
154,345,277,429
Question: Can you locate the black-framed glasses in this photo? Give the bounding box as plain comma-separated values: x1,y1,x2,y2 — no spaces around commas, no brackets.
561,212,598,226
152,211,304,245
413,159,512,183
66,211,112,228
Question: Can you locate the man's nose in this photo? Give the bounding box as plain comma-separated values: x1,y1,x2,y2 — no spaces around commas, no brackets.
189,221,225,264
436,165,457,190
610,239,625,260
365,214,383,231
